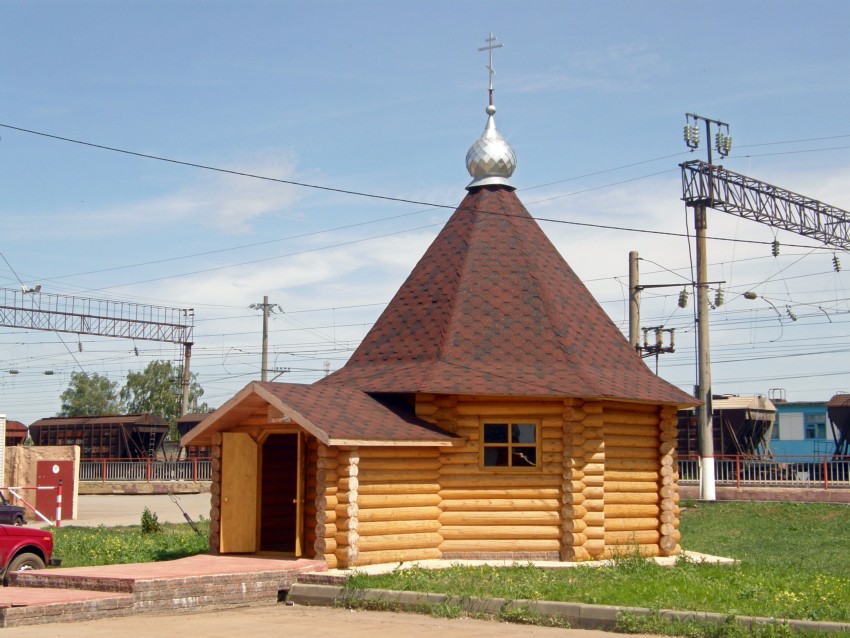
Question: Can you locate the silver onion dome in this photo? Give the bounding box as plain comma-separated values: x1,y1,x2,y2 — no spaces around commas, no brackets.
465,103,517,190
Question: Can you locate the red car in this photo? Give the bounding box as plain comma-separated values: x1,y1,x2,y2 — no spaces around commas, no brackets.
0,525,60,585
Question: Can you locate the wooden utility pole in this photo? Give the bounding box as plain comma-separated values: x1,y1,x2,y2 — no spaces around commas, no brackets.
628,251,640,350
261,295,269,382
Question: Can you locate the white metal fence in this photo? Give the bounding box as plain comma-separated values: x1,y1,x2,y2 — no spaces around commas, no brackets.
678,456,850,488
80,459,211,482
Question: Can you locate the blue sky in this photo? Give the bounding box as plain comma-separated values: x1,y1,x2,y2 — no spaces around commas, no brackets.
2,1,850,426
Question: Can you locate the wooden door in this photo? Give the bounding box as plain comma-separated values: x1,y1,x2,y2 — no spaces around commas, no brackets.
220,432,258,553
259,433,303,555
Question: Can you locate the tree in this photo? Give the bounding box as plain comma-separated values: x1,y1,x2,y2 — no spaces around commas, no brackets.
59,372,123,417
120,360,209,438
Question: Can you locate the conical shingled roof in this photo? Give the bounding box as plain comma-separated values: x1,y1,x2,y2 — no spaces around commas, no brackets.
322,185,696,406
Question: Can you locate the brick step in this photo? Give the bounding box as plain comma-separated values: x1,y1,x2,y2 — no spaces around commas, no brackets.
0,588,134,628
1,555,327,628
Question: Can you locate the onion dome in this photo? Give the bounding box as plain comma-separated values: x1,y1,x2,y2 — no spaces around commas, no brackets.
465,104,517,190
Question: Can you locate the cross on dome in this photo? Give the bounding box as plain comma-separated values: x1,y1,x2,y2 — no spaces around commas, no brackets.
465,33,517,191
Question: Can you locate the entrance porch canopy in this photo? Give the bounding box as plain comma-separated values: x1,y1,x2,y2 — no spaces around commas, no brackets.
181,381,460,448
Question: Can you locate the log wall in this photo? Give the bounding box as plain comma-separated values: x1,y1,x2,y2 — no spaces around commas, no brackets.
352,447,443,566
423,395,563,561
209,433,222,554
209,392,682,566
600,400,678,558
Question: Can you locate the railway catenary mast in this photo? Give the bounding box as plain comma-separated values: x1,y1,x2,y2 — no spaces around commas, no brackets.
680,119,850,499
0,287,195,415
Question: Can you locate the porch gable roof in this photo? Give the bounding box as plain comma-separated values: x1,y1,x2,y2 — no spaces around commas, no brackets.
180,381,459,447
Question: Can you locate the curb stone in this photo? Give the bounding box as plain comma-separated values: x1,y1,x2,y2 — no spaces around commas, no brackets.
287,583,850,633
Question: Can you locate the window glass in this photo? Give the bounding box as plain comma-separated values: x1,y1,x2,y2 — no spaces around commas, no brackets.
512,423,536,443
482,421,538,469
484,423,509,444
511,447,537,467
484,447,509,467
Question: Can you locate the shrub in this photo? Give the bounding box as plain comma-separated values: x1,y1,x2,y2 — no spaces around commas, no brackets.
141,507,163,534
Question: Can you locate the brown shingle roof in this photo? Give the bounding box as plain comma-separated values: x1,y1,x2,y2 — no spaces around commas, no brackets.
321,185,695,406
182,382,458,446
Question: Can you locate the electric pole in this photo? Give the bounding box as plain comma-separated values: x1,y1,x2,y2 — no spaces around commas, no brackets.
683,113,732,501
261,295,269,382
629,251,640,350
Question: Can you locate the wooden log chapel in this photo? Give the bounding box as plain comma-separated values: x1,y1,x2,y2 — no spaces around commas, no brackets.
183,40,698,567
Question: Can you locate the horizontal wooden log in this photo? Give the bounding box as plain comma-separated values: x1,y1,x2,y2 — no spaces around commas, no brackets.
605,435,659,449
357,532,443,552
316,494,339,509
582,486,604,500
440,498,560,512
562,504,588,519
359,493,441,509
439,525,560,540
605,481,658,493
358,469,440,483
604,446,660,460
604,492,660,505
604,470,659,482
580,510,603,526
439,452,481,466
659,535,678,554
357,506,442,523
438,539,560,552
604,504,660,518
353,547,442,566
583,526,605,540
605,517,659,532
322,553,339,569
337,477,359,492
334,545,358,568
583,539,605,557
314,536,337,555
358,447,440,459
582,474,604,488
440,488,560,500
314,520,337,538
358,457,441,471
603,413,660,427
562,518,587,534
583,451,606,464
439,510,560,526
438,474,561,489
605,458,659,471
358,519,441,536
659,510,677,524
335,502,358,519
439,462,563,476
358,482,441,495
455,401,564,416
542,439,565,452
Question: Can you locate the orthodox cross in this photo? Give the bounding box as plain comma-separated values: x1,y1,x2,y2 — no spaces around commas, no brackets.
478,33,502,106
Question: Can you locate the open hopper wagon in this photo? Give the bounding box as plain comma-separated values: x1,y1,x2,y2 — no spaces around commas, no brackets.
678,395,776,457
28,414,170,460
826,394,850,457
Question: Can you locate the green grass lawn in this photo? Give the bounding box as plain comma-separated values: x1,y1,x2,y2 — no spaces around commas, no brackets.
346,501,850,624
52,520,210,567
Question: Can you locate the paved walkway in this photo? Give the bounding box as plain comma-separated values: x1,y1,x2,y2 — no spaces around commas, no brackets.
70,493,211,527
9,605,651,638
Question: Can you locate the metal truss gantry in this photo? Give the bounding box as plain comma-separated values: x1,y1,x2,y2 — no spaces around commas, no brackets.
1,286,195,414
681,160,850,250
0,287,193,345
